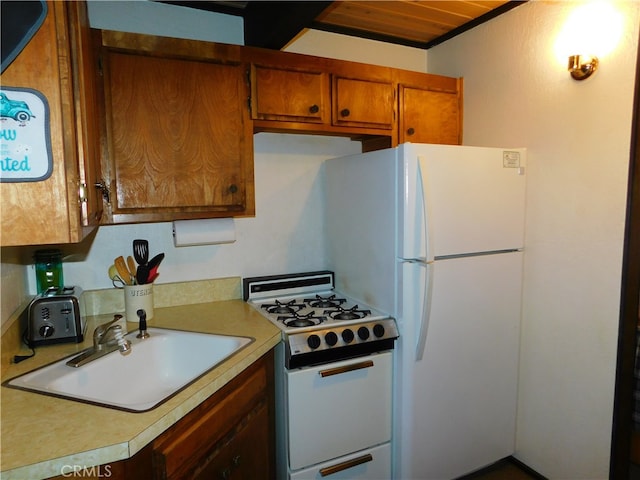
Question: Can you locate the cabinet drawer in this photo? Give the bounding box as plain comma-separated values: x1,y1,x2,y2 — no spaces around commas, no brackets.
290,443,391,480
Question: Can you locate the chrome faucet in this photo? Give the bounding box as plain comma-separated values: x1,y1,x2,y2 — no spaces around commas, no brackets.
66,314,132,368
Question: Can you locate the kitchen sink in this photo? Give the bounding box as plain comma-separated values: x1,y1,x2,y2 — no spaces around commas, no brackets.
4,328,253,412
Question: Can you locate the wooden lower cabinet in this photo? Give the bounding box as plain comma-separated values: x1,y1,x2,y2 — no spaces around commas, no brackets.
152,351,274,480
51,351,275,480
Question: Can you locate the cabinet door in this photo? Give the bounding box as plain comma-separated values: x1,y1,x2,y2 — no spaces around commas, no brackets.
152,351,274,479
104,52,254,222
332,76,394,130
67,2,103,228
192,400,271,480
0,1,97,245
251,65,328,123
399,85,461,145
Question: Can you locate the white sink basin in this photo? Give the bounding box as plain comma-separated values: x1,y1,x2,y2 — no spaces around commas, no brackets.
4,328,253,412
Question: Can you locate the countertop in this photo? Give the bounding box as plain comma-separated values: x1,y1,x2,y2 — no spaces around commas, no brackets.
0,300,281,480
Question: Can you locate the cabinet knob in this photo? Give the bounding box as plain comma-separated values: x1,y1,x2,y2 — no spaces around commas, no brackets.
309,104,319,114
228,184,238,194
232,455,241,467
220,467,231,479
407,127,415,136
340,108,350,118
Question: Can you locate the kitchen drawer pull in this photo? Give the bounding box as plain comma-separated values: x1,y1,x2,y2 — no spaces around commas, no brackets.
319,360,374,377
319,453,374,477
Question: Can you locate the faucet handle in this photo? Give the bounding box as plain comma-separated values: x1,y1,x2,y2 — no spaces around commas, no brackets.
94,314,124,342
103,314,123,329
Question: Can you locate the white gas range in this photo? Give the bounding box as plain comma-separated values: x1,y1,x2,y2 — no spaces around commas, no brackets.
243,270,398,368
243,271,398,479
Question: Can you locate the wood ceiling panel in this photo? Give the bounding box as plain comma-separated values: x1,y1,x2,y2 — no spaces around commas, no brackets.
163,0,524,50
315,0,513,46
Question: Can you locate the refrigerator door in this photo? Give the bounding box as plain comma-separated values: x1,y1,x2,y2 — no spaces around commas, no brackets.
399,143,526,261
395,251,522,480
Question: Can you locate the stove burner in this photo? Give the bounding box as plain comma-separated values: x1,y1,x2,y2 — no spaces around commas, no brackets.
324,305,372,321
262,299,306,315
278,311,327,328
304,294,346,309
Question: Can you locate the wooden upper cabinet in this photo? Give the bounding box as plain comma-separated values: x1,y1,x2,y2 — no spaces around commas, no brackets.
100,33,254,223
246,46,460,147
250,65,328,123
0,1,100,246
332,76,395,130
398,76,462,145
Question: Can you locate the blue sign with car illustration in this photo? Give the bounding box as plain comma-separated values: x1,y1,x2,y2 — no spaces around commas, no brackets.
0,87,52,182
0,92,36,123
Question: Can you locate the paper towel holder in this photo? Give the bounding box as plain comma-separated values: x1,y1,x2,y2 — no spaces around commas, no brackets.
172,218,236,247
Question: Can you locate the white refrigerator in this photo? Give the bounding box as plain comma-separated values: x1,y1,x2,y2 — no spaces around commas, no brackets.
325,143,526,480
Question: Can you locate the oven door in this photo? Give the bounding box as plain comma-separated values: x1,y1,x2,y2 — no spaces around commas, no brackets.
286,351,393,471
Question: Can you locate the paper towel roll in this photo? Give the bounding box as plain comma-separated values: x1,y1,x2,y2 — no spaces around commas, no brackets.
172,218,236,247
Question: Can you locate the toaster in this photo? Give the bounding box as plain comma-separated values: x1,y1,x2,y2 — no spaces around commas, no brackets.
28,286,86,347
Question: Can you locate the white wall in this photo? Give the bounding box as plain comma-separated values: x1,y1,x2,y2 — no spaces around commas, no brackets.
284,29,427,72
428,1,640,478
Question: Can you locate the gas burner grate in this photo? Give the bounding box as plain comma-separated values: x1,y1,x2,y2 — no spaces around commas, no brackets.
324,305,372,321
262,299,306,315
304,294,346,309
278,311,327,328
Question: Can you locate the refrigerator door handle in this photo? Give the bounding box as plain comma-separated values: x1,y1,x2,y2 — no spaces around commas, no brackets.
415,261,433,361
417,155,435,262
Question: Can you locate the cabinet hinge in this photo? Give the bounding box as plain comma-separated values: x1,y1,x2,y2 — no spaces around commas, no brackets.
246,68,252,115
78,183,88,203
94,180,111,205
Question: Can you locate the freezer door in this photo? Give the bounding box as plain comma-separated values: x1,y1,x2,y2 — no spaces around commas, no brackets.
399,144,526,260
395,252,522,480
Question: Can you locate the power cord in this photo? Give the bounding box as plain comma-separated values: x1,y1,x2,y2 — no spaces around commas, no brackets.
12,329,35,364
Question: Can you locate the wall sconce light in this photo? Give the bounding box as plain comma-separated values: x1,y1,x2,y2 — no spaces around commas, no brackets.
555,1,623,82
568,54,599,80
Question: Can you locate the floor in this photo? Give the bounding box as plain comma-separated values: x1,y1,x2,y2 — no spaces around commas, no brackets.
457,458,545,480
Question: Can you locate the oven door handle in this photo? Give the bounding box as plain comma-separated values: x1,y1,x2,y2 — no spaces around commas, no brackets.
319,360,374,377
319,453,374,476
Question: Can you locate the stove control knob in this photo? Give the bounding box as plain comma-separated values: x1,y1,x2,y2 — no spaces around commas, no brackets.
307,334,321,350
358,326,370,340
325,331,338,346
373,324,385,338
342,329,354,344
